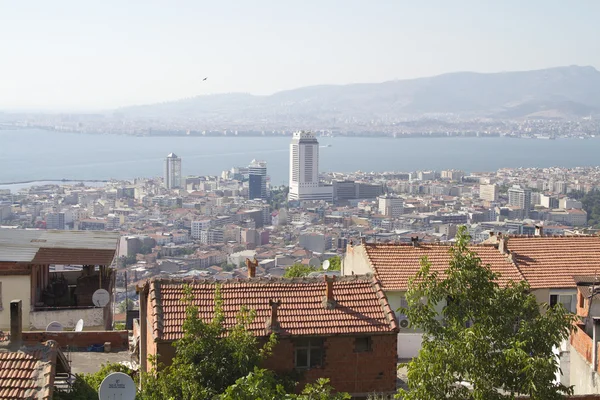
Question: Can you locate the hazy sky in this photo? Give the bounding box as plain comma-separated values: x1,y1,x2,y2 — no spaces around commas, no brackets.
1,0,599,110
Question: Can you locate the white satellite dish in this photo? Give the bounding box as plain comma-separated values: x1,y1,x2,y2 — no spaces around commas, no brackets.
46,321,63,332
92,289,110,308
323,260,331,270
75,319,84,332
98,372,136,400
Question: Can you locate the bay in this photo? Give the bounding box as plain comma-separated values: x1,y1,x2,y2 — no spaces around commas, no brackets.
1,129,600,188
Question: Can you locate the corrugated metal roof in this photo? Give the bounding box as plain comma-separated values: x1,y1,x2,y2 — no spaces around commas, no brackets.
0,229,119,264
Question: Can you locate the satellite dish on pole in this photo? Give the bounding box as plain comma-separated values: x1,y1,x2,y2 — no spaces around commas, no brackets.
98,372,136,400
92,289,110,308
46,321,63,332
308,258,321,268
75,319,84,332
323,260,331,270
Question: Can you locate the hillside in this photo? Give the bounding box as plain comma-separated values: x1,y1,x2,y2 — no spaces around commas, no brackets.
119,66,600,122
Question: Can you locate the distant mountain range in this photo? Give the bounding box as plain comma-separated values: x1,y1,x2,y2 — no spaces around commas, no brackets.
120,66,600,122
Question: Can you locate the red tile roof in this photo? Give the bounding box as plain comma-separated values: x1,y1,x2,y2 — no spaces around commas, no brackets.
363,243,525,291
146,275,398,342
506,236,600,289
0,341,64,400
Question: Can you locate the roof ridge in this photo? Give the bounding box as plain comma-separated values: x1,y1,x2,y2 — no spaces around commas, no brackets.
364,242,497,248
150,280,164,341
371,277,399,332
507,234,598,238
150,275,373,286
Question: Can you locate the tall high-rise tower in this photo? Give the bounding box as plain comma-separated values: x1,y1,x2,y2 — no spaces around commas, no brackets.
248,159,267,200
164,153,182,189
288,131,333,202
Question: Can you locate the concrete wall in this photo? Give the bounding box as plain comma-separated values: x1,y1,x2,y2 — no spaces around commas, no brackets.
29,307,105,330
571,342,600,395
0,275,31,330
342,245,372,276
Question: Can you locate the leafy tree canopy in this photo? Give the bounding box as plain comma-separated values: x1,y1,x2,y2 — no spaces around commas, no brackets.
397,226,575,400
283,263,319,278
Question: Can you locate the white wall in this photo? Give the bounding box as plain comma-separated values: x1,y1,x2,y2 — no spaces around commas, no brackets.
0,275,31,330
29,307,104,330
342,245,373,276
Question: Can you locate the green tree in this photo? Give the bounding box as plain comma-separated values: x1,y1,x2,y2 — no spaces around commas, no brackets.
117,298,135,313
218,369,350,400
140,285,277,399
397,226,575,400
54,363,136,400
325,256,341,271
580,190,600,227
283,263,318,278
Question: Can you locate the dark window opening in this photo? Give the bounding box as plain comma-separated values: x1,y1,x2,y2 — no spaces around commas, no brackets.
355,336,372,352
579,292,585,309
295,338,324,369
550,294,558,307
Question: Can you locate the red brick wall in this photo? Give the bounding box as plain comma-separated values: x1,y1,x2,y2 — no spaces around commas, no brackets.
261,335,398,394
22,330,129,351
577,287,589,317
151,334,397,394
571,324,593,365
0,262,30,275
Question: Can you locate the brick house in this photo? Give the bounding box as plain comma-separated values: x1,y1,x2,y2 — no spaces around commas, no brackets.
136,273,399,396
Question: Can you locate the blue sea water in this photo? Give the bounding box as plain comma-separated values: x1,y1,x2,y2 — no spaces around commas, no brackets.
1,129,599,189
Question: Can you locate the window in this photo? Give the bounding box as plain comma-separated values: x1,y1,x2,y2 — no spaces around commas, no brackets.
295,338,324,369
550,294,575,313
397,295,409,318
355,337,372,353
579,292,585,309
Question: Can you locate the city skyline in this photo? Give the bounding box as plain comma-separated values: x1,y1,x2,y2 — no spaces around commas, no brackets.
1,1,599,110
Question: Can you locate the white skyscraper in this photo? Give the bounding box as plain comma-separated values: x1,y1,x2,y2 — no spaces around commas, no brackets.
164,153,182,189
288,131,333,202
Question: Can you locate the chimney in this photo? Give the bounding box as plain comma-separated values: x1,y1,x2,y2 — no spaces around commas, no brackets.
498,235,509,255
322,275,337,309
246,258,257,278
535,225,544,237
10,300,22,349
265,299,281,334
411,236,419,247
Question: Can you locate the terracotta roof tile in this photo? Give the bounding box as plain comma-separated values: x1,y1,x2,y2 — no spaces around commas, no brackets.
147,276,398,342
363,243,525,291
0,341,60,400
507,236,600,289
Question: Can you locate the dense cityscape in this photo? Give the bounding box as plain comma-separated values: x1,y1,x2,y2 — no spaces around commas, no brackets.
4,1,600,398
1,131,599,292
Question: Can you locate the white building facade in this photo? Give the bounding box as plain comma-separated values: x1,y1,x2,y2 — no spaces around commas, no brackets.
288,131,333,202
